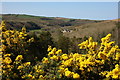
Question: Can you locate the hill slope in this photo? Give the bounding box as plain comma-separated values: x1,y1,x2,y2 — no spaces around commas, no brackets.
2,14,103,30
2,14,118,42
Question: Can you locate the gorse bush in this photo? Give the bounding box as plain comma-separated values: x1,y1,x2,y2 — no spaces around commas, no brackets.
1,21,34,80
1,21,35,62
0,21,120,80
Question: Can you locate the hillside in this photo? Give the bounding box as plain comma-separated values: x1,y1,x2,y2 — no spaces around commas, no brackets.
2,14,119,42
2,14,103,30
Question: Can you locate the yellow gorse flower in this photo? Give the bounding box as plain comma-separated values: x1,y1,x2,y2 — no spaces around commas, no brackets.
73,73,80,79
17,65,23,69
3,57,12,64
27,74,35,79
42,57,49,63
50,55,59,61
61,54,68,60
115,53,120,60
47,45,52,52
15,55,23,61
65,70,72,77
23,62,31,66
4,54,11,57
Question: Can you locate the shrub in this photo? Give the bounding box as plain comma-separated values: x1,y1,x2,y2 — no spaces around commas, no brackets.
1,21,120,80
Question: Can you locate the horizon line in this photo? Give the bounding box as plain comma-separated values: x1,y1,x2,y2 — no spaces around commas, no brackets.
1,13,118,21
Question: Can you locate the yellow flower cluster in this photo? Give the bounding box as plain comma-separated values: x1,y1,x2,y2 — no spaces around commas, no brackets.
1,21,34,54
45,33,120,79
22,74,35,79
1,21,34,80
106,64,120,79
64,68,80,79
1,21,120,80
27,33,120,80
43,47,62,62
2,28,27,45
78,37,98,51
